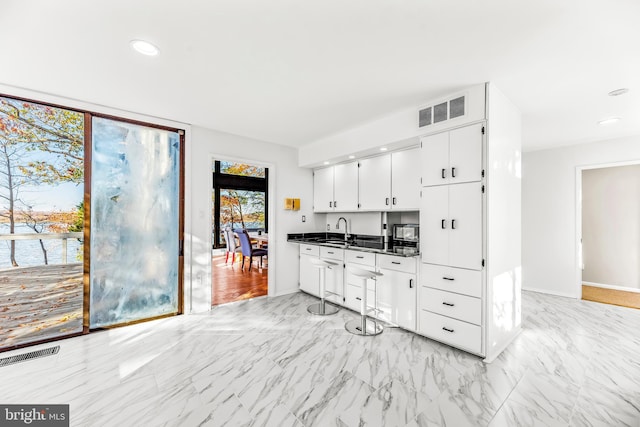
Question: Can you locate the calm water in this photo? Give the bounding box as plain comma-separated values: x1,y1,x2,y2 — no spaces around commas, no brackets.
0,224,82,269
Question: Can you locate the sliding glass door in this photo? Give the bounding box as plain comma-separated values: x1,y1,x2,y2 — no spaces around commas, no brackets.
89,117,181,328
1,93,184,352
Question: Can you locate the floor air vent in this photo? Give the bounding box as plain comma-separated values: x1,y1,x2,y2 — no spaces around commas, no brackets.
0,345,60,368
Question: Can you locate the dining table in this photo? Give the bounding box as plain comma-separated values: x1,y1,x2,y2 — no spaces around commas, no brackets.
249,232,269,248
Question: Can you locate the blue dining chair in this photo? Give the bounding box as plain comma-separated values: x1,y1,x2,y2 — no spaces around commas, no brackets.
235,229,268,271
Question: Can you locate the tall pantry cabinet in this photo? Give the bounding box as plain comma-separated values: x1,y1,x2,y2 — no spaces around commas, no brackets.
418,83,521,362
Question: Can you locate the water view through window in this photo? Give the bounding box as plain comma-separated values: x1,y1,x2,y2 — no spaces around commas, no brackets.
0,96,84,349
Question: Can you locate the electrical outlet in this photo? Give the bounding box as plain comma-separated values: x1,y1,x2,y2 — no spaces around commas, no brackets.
301,215,306,222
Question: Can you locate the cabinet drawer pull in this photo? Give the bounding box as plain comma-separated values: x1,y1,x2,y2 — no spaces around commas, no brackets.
442,327,454,333
442,277,454,281
334,200,337,208
327,251,334,254
306,248,312,251
441,219,446,229
451,167,456,178
441,168,446,179
409,279,413,288
442,302,455,307
356,297,362,301
356,256,364,259
329,201,332,208
391,261,401,265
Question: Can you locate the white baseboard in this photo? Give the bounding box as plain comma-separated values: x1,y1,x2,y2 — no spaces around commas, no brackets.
522,286,578,299
582,281,640,294
272,287,299,297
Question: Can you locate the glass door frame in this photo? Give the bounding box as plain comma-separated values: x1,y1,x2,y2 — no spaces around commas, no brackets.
85,112,185,331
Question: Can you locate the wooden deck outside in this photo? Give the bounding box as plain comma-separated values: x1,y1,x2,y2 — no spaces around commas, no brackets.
0,263,83,350
212,255,268,306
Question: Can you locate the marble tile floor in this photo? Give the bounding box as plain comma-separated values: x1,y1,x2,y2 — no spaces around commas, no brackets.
1,291,639,427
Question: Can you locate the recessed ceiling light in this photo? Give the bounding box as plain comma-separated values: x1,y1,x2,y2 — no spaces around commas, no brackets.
598,117,621,125
130,39,160,56
323,161,330,165
608,88,629,97
348,155,355,159
380,147,388,152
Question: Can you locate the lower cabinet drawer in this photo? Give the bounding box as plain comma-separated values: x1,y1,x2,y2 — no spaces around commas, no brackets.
419,310,482,355
344,284,375,313
421,263,482,298
420,287,482,325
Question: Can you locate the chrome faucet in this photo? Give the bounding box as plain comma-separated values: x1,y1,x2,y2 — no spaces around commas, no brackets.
336,217,350,242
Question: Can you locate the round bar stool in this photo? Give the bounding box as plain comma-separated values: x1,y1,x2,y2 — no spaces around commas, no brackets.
345,266,384,336
307,258,340,316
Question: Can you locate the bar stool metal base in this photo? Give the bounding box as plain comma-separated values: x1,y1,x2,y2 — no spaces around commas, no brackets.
345,318,383,336
307,301,339,315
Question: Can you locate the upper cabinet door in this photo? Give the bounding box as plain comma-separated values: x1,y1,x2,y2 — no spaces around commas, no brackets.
313,167,334,212
333,162,358,212
333,162,359,211
421,131,449,186
449,123,483,184
359,154,391,210
391,148,421,210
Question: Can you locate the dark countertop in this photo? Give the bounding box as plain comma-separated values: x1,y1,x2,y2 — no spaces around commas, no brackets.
287,232,419,258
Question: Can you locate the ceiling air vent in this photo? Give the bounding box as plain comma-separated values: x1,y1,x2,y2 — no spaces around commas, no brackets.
449,96,465,118
433,102,448,123
418,95,466,128
418,107,432,127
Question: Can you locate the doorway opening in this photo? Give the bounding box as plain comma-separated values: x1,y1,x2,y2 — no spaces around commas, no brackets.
211,159,268,305
577,161,640,309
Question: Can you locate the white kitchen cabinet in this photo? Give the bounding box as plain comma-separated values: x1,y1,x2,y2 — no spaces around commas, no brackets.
344,249,376,312
333,163,359,211
358,154,391,211
313,167,334,213
417,83,521,361
421,263,482,298
391,148,421,210
299,245,320,296
377,255,417,331
421,182,482,270
421,122,483,186
313,163,358,212
319,247,344,304
358,148,421,211
419,310,482,355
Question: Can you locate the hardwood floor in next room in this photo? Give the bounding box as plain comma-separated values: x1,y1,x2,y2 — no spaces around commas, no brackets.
212,255,268,306
582,284,640,310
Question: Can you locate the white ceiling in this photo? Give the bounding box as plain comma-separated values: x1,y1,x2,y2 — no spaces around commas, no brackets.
1,0,639,152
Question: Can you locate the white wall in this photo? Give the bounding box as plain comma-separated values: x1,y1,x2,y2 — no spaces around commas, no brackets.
298,84,486,167
522,135,640,298
325,212,383,236
188,127,319,312
582,164,640,290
